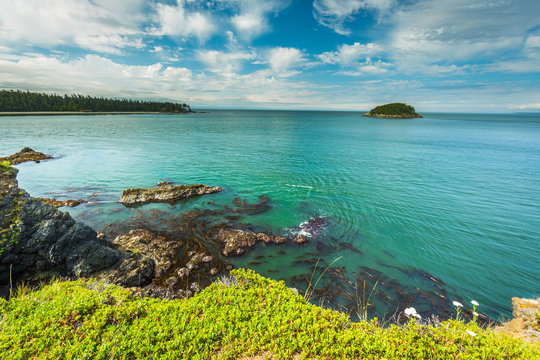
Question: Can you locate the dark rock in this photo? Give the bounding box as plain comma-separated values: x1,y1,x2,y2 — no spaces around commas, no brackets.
119,182,222,206
0,166,122,284
292,235,308,244
0,147,53,165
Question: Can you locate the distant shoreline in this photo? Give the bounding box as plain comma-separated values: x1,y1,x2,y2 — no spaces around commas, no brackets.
0,111,192,116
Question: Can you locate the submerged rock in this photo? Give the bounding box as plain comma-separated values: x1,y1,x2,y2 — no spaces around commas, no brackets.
0,147,53,165
120,182,222,206
37,198,87,208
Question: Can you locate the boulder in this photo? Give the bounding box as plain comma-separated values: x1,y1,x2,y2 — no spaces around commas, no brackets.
120,182,222,206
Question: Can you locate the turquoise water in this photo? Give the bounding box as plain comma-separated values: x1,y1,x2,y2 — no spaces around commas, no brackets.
1,111,539,320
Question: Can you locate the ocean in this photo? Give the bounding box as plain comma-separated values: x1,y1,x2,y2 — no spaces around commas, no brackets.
1,110,539,321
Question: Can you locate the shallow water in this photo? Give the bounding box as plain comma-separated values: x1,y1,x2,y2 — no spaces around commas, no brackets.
1,110,539,320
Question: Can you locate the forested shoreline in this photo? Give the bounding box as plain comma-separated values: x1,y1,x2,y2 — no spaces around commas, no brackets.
0,90,191,113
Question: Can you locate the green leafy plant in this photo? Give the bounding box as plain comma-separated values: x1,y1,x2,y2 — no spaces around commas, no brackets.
0,160,12,170
0,269,538,359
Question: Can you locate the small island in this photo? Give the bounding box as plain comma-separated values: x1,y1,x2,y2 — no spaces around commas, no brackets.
363,102,422,118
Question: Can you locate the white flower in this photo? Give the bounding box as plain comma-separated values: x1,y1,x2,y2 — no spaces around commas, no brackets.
453,301,463,307
473,311,479,317
404,307,418,317
414,313,422,319
467,330,476,337
471,300,479,306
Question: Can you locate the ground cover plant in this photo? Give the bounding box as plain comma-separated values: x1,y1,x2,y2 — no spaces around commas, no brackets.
0,269,538,359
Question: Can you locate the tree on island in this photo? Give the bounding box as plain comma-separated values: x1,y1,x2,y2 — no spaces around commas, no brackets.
0,90,191,113
364,103,422,118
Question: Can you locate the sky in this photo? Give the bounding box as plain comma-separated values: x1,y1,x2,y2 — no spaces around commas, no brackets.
0,0,539,112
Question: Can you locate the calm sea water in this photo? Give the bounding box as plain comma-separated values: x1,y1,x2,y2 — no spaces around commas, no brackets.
1,110,539,320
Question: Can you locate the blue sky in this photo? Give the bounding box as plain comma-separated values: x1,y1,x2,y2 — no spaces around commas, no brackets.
1,0,539,112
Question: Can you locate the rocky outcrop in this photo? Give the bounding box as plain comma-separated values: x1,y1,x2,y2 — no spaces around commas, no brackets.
211,218,327,256
494,297,540,343
0,147,53,164
37,198,86,207
213,229,288,256
0,165,126,284
120,182,222,206
1,164,224,299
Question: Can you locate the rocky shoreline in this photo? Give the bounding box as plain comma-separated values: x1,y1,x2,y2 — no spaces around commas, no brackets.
0,149,313,300
1,147,537,344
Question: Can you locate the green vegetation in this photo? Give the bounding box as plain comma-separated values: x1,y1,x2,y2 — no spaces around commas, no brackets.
0,160,12,170
0,90,191,113
365,103,421,118
1,269,537,359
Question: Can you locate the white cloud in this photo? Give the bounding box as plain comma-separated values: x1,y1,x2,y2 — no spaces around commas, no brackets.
313,0,396,35
196,49,256,76
267,47,305,76
0,54,193,100
509,103,540,110
153,0,216,41
318,42,388,75
318,42,381,65
230,0,287,40
0,0,146,54
337,58,390,75
389,0,540,69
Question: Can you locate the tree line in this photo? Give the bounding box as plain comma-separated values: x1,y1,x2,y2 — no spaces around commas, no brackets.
0,90,191,113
